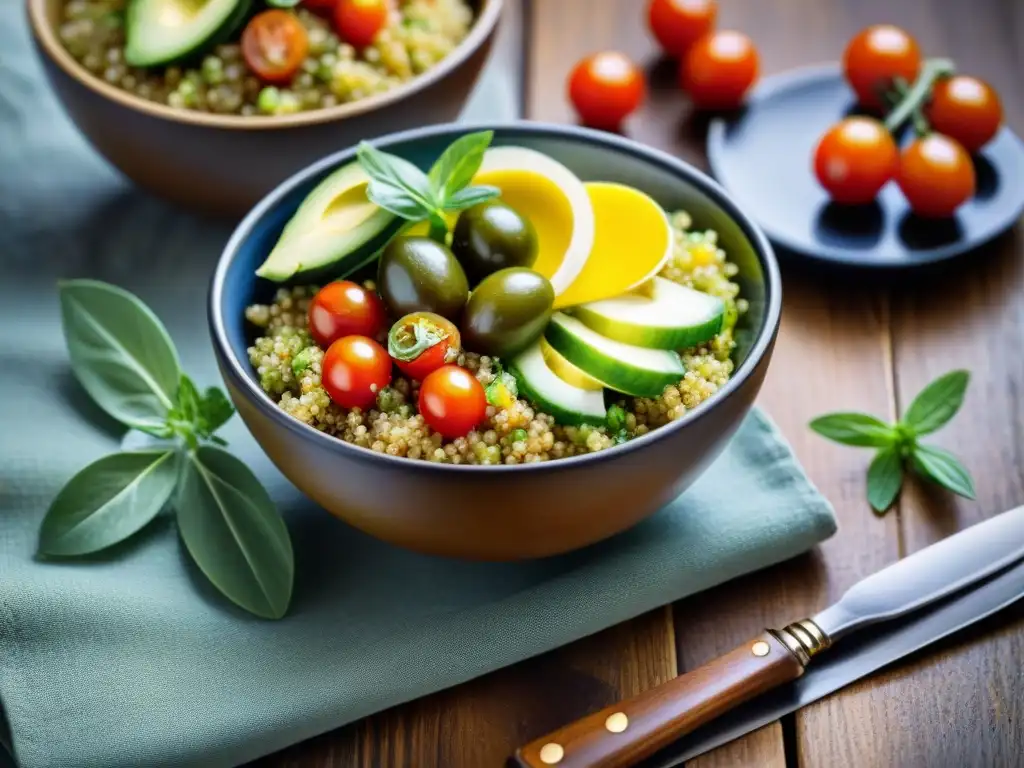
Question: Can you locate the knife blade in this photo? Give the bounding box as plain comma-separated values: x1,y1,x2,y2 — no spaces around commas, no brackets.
511,504,1024,768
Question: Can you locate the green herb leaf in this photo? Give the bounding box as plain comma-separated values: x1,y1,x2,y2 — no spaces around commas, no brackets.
427,130,494,201
866,445,903,514
808,412,899,447
365,181,433,220
910,443,976,500
198,387,235,437
606,404,627,432
442,185,502,212
265,0,300,6
58,279,182,432
901,369,970,436
39,450,178,556
177,446,294,619
176,373,202,424
357,141,435,210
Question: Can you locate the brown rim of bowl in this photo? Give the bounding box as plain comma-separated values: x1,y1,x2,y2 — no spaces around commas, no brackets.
26,0,503,131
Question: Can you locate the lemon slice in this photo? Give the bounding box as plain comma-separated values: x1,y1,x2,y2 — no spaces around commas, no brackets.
540,337,605,391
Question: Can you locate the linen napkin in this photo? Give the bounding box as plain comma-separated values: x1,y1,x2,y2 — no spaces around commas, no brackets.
0,8,836,768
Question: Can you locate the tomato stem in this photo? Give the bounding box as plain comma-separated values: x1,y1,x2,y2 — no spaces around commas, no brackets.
883,58,956,134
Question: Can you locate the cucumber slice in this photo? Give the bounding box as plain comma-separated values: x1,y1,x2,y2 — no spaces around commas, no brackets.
540,337,604,391
571,277,725,350
509,342,607,427
256,160,402,282
124,0,246,68
545,313,684,398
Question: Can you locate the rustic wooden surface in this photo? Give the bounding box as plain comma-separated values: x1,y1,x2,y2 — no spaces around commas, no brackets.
255,0,1023,765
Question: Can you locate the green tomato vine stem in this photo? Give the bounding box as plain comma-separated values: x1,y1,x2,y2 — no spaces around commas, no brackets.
883,57,956,135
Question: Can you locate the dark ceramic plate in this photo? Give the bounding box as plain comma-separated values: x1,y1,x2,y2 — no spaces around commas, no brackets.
706,64,1024,268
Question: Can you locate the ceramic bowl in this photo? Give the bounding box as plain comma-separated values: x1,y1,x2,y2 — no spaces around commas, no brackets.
25,0,502,218
209,122,782,561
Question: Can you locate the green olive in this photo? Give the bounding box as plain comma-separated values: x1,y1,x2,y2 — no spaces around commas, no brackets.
451,201,539,286
461,268,555,359
377,236,469,322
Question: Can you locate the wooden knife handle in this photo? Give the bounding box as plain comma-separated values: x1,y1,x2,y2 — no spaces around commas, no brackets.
511,626,824,768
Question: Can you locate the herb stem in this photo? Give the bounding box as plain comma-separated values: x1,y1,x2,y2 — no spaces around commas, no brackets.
884,58,955,134
428,217,448,245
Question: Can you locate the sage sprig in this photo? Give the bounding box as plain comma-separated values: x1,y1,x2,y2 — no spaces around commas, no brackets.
357,130,501,242
45,280,294,620
809,370,975,514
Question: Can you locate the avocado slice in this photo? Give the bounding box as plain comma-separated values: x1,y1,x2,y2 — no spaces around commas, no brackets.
255,160,402,283
571,277,725,350
124,0,249,68
544,313,684,398
509,341,607,427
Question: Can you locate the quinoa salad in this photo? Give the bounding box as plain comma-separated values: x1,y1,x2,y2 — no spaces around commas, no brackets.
246,211,747,465
58,0,475,116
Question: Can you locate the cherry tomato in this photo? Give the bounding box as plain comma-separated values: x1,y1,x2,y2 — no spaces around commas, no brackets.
681,30,759,111
418,365,487,439
813,117,899,205
897,133,976,218
322,336,392,410
568,51,646,130
334,0,389,49
308,281,388,349
925,75,1004,154
388,312,461,381
241,10,310,85
842,25,921,111
302,0,338,14
647,0,717,58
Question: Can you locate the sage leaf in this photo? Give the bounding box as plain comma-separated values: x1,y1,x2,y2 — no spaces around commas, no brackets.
39,450,178,556
901,370,970,436
59,280,181,432
356,142,436,210
910,444,976,500
177,446,294,619
427,130,494,201
866,445,903,514
808,412,899,447
442,184,502,212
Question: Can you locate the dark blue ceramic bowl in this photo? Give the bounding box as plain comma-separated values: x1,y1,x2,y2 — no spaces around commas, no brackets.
209,122,782,561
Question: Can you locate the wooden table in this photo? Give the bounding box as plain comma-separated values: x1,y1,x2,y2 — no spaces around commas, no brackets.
258,1,1024,765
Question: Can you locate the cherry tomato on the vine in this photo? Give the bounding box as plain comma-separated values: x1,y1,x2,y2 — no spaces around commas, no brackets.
842,25,921,111
681,30,759,111
418,365,487,439
241,10,310,85
388,312,461,381
813,117,899,205
308,281,388,349
322,336,393,410
334,0,390,49
897,133,976,218
647,0,717,58
925,75,1004,154
568,51,647,130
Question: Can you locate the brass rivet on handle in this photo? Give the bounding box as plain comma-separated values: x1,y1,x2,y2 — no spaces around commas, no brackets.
751,640,771,657
539,743,564,764
605,712,629,733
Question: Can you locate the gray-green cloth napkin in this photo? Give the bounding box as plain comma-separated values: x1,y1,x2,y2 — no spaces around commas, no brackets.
0,9,836,768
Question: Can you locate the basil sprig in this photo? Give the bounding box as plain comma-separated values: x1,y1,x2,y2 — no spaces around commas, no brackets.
357,130,501,242
810,369,975,514
44,280,294,620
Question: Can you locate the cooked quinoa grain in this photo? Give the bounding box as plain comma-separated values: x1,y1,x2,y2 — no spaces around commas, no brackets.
245,211,746,464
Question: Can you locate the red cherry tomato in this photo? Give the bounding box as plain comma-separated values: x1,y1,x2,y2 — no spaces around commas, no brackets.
842,25,921,111
568,51,647,130
321,336,392,410
418,365,487,439
241,10,310,85
681,30,759,111
334,0,389,49
925,75,1004,154
387,312,461,381
302,0,338,14
813,117,899,205
647,0,717,58
308,281,388,349
897,133,976,218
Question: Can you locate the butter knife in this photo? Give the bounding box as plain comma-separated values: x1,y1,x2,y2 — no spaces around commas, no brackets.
512,504,1024,768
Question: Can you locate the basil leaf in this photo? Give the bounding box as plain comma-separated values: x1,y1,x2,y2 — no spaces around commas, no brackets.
808,412,899,447
357,141,436,209
910,443,976,500
428,130,494,201
366,180,433,220
442,184,502,212
866,445,903,514
177,446,294,619
901,369,970,436
176,374,202,424
39,450,178,556
59,279,181,432
199,387,235,437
